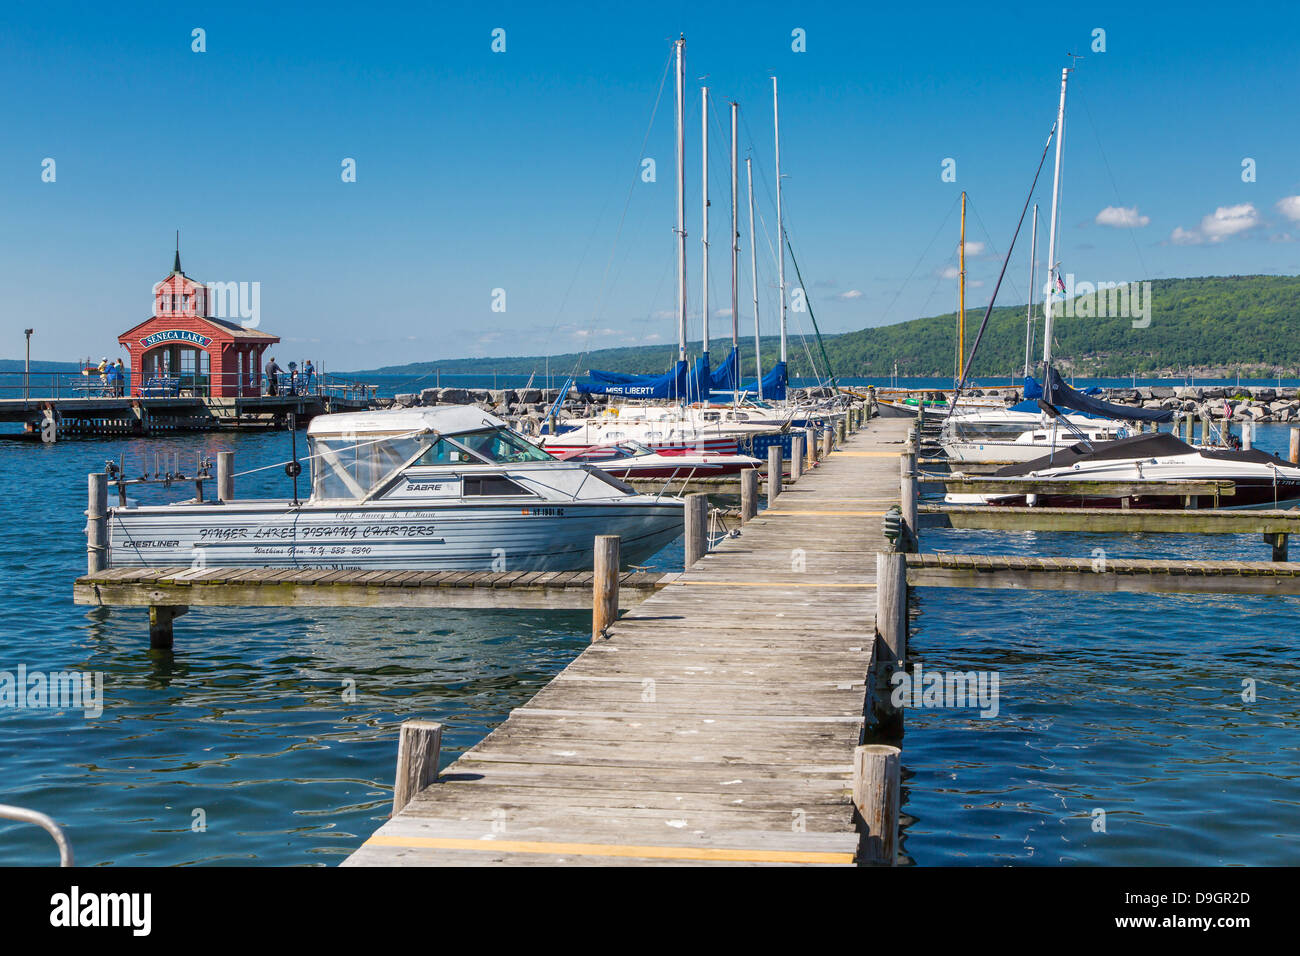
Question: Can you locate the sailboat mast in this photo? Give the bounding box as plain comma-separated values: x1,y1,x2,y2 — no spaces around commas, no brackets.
747,156,763,401
1041,68,1069,369
730,102,739,347
1024,204,1039,378
773,76,787,363
675,36,687,365
957,190,966,382
701,85,709,358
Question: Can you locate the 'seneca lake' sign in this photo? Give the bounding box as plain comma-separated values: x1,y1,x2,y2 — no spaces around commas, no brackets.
140,329,213,349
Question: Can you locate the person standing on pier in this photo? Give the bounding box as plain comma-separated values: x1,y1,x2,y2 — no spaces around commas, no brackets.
113,358,126,396
265,356,281,396
302,360,315,395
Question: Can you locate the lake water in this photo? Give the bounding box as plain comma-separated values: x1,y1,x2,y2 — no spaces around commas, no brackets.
1,415,1296,866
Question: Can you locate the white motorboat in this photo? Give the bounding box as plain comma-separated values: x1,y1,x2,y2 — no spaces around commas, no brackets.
556,439,762,479
940,407,1130,463
107,407,685,571
944,432,1300,509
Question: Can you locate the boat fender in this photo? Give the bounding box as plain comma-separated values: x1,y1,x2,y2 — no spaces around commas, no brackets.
1025,493,1038,507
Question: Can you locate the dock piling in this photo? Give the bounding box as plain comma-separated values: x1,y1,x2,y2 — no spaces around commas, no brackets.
767,445,783,502
392,720,443,817
805,426,818,465
740,468,758,523
874,552,907,736
217,451,235,502
853,744,901,866
86,473,108,574
592,535,620,641
790,434,803,481
684,493,708,566
821,426,833,459
148,604,187,650
1266,532,1289,562
900,449,918,550
1290,427,1299,465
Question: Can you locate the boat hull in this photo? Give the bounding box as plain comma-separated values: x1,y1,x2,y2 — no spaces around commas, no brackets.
108,499,685,571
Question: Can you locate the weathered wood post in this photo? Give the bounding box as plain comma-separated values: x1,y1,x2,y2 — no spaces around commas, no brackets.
821,426,833,459
1243,419,1254,451
767,445,783,502
392,719,443,816
1201,407,1212,446
789,434,803,482
684,493,708,566
1291,426,1300,465
740,467,758,523
900,448,918,550
853,744,901,865
87,473,108,574
217,451,235,502
874,552,907,736
805,426,818,464
148,605,187,650
592,535,620,641
1266,533,1290,562
836,417,847,444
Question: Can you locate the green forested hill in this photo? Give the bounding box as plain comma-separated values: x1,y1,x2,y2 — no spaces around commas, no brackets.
354,275,1300,380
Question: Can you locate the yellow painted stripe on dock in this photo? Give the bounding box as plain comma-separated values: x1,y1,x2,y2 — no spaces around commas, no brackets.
362,834,855,864
833,451,903,457
763,510,887,517
678,580,876,588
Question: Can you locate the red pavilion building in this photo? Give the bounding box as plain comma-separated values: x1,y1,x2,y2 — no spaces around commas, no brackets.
117,251,280,398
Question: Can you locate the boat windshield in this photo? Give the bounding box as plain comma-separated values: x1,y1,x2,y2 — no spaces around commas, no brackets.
311,432,431,500
447,428,556,464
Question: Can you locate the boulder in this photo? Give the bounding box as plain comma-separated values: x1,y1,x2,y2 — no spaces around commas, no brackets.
394,392,418,407
438,388,471,405
419,387,440,405
518,388,543,404
1150,386,1175,399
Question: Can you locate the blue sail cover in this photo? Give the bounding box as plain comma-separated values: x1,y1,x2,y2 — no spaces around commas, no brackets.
1023,375,1043,399
588,368,654,385
1044,366,1172,423
576,360,692,399
738,361,788,401
709,346,741,392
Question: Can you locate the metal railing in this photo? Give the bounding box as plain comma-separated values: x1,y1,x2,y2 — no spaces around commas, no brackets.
0,369,379,404
0,804,74,866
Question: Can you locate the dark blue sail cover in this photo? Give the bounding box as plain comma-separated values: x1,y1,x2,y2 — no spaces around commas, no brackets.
1043,366,1171,423
588,368,654,385
709,346,741,392
576,360,692,399
738,361,788,401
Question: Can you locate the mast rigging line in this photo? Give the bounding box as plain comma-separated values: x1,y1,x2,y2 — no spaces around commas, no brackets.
946,119,1058,419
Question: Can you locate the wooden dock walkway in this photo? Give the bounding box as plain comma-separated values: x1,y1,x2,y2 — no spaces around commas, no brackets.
342,414,914,866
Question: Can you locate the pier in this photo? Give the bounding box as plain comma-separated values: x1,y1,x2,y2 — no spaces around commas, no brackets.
342,410,909,866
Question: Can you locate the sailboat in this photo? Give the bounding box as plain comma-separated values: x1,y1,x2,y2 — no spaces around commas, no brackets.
939,67,1158,464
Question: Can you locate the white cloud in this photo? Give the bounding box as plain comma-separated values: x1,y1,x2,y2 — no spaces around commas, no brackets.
1276,196,1300,222
1095,205,1150,228
1168,203,1261,245
834,289,865,300
939,265,960,280
1200,203,1261,240
958,241,986,257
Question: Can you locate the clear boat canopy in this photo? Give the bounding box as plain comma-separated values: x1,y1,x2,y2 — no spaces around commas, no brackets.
305,407,554,500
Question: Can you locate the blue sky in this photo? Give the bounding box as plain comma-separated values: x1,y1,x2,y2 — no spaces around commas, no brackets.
3,1,1300,371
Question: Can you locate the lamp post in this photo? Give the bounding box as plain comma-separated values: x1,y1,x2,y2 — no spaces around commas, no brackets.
24,329,33,401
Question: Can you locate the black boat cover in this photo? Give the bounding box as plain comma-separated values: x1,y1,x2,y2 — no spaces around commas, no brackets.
1044,366,1173,423
995,430,1293,476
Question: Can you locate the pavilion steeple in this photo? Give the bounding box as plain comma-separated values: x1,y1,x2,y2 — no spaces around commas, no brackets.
172,231,183,275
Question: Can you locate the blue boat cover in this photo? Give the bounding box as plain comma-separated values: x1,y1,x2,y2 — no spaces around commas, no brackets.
737,361,788,401
709,346,741,392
